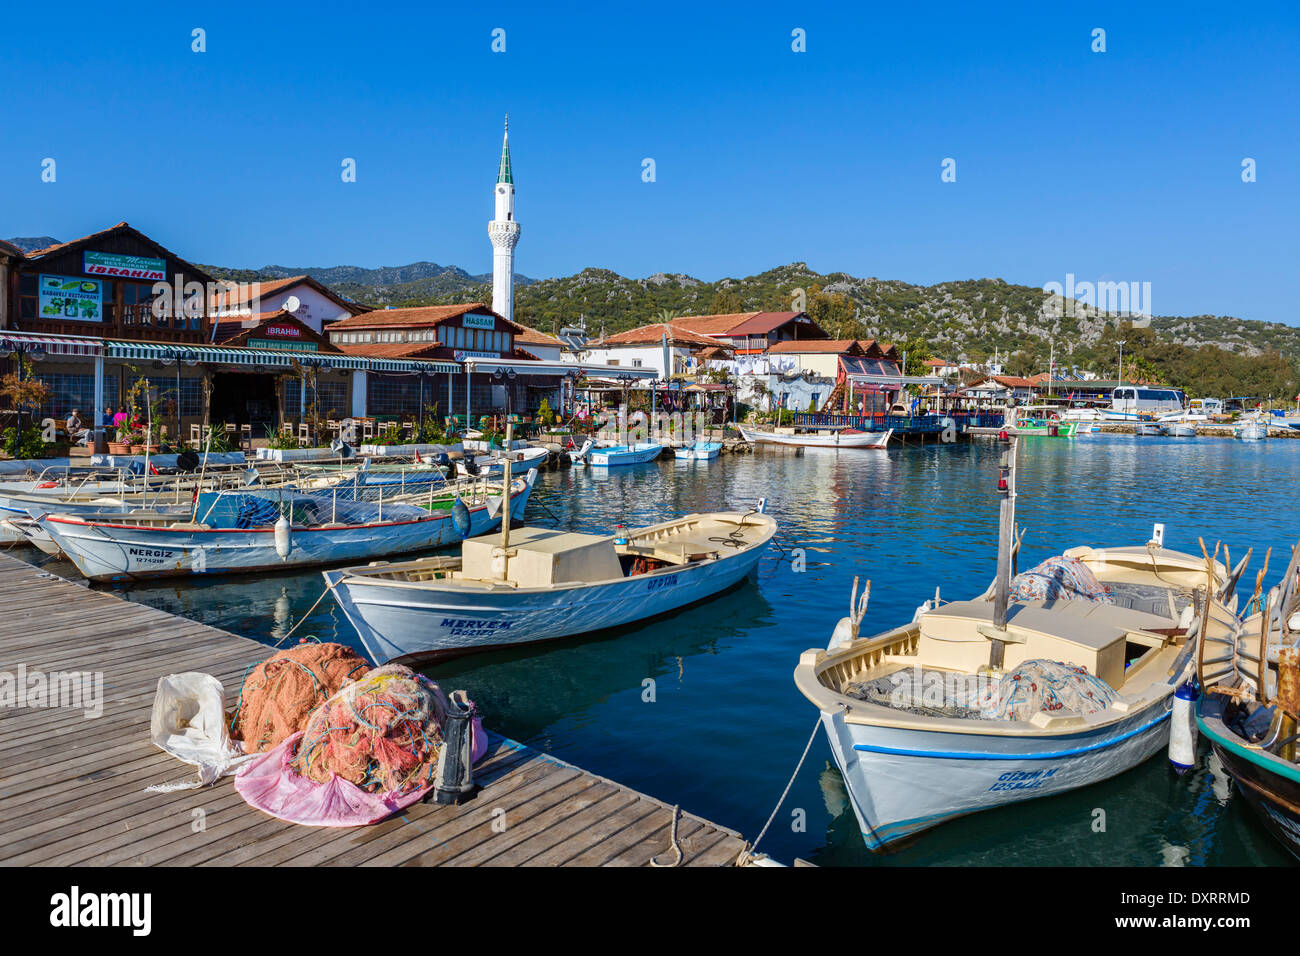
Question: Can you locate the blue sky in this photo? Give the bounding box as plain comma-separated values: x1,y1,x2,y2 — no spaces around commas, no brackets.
1,1,1296,323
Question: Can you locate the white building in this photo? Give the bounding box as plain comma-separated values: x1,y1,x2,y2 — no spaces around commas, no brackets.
580,323,723,379
488,116,520,322
208,275,365,335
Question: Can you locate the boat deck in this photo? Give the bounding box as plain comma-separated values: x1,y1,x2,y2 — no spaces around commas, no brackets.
0,553,753,866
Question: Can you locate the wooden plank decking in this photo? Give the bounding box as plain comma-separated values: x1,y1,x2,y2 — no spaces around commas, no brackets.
0,553,752,866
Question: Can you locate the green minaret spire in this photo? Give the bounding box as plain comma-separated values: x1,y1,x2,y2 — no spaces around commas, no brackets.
497,114,513,185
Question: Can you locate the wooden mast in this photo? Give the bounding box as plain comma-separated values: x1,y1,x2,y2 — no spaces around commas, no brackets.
989,430,1018,669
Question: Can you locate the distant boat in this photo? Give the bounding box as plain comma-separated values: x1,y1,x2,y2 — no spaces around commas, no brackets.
1005,407,1078,437
455,445,549,477
675,440,722,461
36,472,536,582
1236,421,1268,442
588,443,664,466
738,426,891,449
1134,423,1163,436
1161,422,1197,437
326,508,777,664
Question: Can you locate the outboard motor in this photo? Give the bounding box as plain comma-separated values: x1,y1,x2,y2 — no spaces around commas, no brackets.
462,457,480,477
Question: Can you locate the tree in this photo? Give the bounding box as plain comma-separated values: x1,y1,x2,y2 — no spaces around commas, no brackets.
1,358,52,457
708,289,744,315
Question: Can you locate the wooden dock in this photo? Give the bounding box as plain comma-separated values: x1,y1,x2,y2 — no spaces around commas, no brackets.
0,553,754,866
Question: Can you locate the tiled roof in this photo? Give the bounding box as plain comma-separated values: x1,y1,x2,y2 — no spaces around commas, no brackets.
513,324,561,346
599,323,721,348
767,339,864,355
334,341,451,360
668,311,819,337
327,304,521,333
18,221,215,283
208,275,368,315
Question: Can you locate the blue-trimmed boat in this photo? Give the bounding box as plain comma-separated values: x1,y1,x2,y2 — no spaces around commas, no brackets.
794,543,1236,849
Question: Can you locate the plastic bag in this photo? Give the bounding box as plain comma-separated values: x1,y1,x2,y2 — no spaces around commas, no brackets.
147,672,250,791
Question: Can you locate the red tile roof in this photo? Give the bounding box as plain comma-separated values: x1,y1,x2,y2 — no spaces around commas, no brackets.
767,339,865,355
668,311,823,338
513,324,562,347
327,303,521,333
599,323,721,348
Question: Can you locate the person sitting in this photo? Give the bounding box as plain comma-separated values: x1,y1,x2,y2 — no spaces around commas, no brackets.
65,409,89,445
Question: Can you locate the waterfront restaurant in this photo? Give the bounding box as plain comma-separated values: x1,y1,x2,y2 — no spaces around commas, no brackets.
0,223,454,449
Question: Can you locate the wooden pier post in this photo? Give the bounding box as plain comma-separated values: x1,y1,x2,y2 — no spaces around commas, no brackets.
989,432,1018,669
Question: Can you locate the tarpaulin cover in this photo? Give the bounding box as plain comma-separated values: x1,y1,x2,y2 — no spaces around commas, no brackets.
1010,555,1111,604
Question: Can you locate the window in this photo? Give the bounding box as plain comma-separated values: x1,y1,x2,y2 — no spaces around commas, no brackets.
632,359,642,368
33,373,119,421
285,379,349,418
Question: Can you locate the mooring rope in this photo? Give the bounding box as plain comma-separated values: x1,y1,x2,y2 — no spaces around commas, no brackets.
649,804,683,867
273,581,336,648
736,715,823,866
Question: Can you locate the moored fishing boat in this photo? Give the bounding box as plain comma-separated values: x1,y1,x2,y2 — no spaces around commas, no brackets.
1160,422,1198,437
588,442,664,466
454,444,549,477
1196,540,1300,859
325,504,776,664
1005,406,1078,437
738,426,891,449
674,439,722,461
1235,421,1268,441
1134,422,1163,436
35,471,536,582
793,433,1239,850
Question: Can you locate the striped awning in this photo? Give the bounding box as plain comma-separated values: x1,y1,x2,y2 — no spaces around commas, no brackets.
106,340,458,375
0,332,103,357
462,357,658,379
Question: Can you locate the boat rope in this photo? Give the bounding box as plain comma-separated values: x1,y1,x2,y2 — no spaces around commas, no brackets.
649,804,683,867
272,580,337,648
708,508,758,549
736,714,824,866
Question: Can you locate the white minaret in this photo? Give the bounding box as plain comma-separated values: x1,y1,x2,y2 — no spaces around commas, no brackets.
489,115,520,322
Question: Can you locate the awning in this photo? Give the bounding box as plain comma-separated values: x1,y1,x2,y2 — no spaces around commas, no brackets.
462,357,658,379
106,341,457,375
0,332,103,357
845,374,945,387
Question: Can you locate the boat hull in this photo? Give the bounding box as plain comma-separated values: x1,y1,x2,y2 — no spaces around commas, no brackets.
819,696,1172,849
738,427,890,448
327,536,771,664
1200,713,1300,861
588,443,663,466
38,484,532,582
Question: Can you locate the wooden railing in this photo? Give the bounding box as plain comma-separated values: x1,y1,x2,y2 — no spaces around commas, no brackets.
793,410,1005,434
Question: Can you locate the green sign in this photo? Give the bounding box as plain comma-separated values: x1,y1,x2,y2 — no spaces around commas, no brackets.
38,274,103,322
463,313,496,330
83,251,167,282
248,339,319,352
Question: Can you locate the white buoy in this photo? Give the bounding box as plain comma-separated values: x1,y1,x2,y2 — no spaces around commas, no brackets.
274,515,292,560
1169,681,1198,774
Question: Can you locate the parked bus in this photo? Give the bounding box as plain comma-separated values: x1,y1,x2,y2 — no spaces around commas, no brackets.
1110,386,1186,417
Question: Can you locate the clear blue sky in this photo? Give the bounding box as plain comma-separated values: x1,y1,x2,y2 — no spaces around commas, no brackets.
2,1,1296,323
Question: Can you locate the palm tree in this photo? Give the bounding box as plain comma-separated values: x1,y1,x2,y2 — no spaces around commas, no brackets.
653,307,677,324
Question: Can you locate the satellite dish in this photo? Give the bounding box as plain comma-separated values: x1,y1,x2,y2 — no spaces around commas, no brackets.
283,295,301,313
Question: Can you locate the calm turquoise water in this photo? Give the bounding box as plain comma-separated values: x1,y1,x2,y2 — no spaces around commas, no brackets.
22,434,1300,865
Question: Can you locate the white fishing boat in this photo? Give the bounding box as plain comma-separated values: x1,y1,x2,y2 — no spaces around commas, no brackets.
36,471,536,582
1133,422,1163,436
674,440,723,461
454,444,549,477
588,442,664,467
1161,422,1198,437
325,505,777,664
738,426,891,449
1235,421,1268,442
795,542,1238,850
794,432,1241,850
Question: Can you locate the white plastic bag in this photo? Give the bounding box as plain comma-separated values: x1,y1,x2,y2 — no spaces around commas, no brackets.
146,672,250,792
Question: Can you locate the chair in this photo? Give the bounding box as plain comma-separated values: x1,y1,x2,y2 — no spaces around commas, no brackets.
240,424,253,453
190,423,202,449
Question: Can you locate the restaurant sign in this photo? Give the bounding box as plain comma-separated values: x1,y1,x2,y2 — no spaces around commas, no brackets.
248,339,318,352
38,274,103,322
462,313,496,330
83,251,167,282
454,350,502,361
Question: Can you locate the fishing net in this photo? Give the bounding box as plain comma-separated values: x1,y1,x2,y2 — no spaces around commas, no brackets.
194,489,430,528
230,643,371,754
989,659,1118,721
290,665,450,795
1010,555,1111,604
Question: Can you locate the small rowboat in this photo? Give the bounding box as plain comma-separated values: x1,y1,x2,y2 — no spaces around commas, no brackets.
588,442,663,467
455,444,549,477
675,440,722,461
1235,421,1268,442
738,426,891,449
325,507,777,664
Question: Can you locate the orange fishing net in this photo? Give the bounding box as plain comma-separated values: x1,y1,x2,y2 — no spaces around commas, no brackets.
231,643,372,754
291,665,449,794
